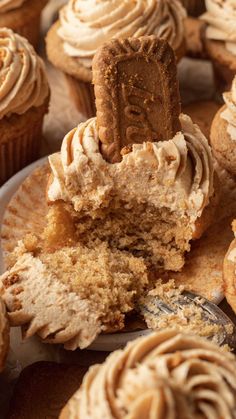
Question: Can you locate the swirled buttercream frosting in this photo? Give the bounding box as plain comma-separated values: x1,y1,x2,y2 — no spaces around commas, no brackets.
0,0,25,13
57,0,186,68
201,0,236,56
61,329,236,419
0,27,49,119
48,114,214,226
221,76,236,141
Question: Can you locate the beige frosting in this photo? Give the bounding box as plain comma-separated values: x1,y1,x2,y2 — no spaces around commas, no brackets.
221,77,236,141
0,28,49,120
0,0,25,13
201,0,236,56
48,114,214,229
57,0,186,68
62,329,236,418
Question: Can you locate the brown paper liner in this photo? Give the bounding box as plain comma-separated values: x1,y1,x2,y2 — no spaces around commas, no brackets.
0,0,48,50
65,74,96,119
0,101,48,186
14,12,41,50
0,298,9,373
212,60,235,94
180,0,206,16
1,164,49,269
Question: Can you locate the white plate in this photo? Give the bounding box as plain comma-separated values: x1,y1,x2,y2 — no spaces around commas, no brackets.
0,159,150,353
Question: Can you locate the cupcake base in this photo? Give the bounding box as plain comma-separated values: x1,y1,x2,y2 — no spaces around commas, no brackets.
65,74,96,119
0,0,48,49
0,99,49,185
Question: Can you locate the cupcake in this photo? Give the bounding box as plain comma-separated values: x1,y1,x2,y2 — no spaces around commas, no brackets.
210,76,236,174
201,0,236,92
0,0,48,49
0,36,219,351
60,329,236,418
181,0,206,16
46,0,186,118
0,28,50,185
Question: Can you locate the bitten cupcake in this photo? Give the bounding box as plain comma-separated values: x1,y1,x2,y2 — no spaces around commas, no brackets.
46,0,186,118
210,76,236,174
201,0,236,92
0,28,50,185
0,0,48,49
60,329,236,418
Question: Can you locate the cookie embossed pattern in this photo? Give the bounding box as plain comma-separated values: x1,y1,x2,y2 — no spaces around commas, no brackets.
93,36,181,162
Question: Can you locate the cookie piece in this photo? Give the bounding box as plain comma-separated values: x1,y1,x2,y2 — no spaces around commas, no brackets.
93,36,181,163
7,362,87,419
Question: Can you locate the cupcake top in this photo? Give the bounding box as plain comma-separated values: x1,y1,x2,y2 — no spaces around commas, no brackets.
48,114,214,228
221,76,236,141
61,329,236,418
57,0,186,69
0,28,49,120
201,0,236,56
0,0,25,13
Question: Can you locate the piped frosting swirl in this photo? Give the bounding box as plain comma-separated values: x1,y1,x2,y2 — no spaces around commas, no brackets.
61,329,236,418
201,0,236,56
48,114,214,227
57,0,186,68
0,28,49,120
221,76,236,141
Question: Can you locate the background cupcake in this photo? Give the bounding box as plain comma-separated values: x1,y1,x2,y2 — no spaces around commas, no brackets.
0,0,48,49
0,28,50,185
46,0,186,119
201,0,236,92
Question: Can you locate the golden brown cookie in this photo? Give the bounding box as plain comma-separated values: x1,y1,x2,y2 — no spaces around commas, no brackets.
93,36,181,163
7,362,87,419
210,105,236,175
183,100,220,139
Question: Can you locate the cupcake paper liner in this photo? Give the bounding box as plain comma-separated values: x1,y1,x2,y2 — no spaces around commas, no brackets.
65,74,96,119
181,0,206,17
1,164,49,269
212,60,236,94
15,12,41,50
0,100,49,186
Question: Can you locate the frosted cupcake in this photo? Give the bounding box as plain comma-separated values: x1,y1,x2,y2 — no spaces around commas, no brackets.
46,0,186,118
60,329,236,418
201,0,236,92
0,0,48,49
0,28,50,185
